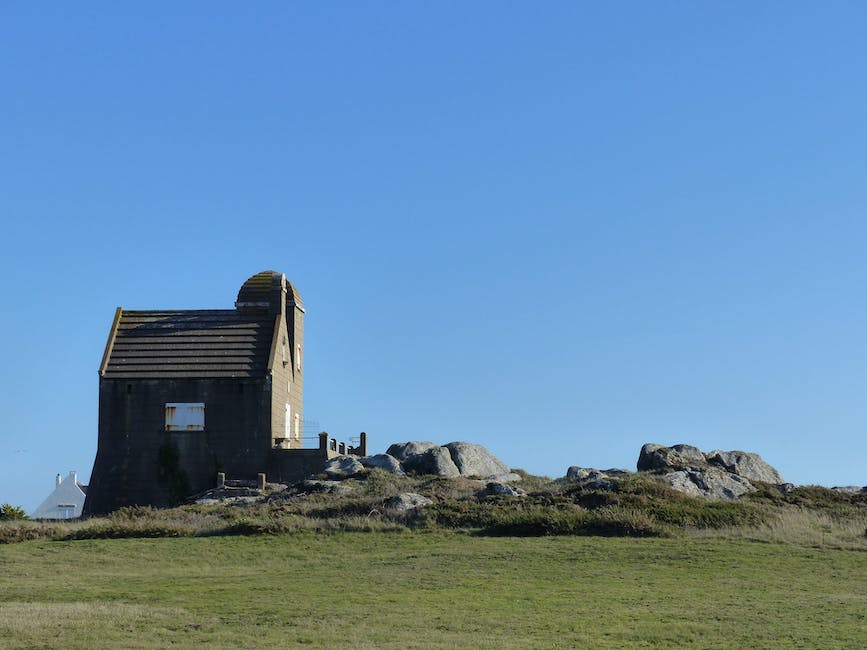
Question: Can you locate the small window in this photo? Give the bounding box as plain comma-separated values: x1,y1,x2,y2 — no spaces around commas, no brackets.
294,413,301,439
165,403,204,431
285,404,291,438
58,504,76,519
296,344,302,371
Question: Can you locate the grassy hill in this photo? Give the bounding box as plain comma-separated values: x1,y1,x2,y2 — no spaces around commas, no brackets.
1,471,865,648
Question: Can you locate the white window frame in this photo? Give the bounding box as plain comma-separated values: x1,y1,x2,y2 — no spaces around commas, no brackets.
165,403,205,431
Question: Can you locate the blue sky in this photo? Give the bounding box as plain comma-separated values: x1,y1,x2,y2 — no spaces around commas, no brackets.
2,2,866,512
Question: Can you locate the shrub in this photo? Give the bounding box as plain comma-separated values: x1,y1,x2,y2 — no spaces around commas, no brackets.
361,469,405,497
64,519,194,540
420,500,665,537
0,503,28,520
0,521,68,544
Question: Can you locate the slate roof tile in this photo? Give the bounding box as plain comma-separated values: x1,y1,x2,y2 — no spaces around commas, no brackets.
103,309,275,379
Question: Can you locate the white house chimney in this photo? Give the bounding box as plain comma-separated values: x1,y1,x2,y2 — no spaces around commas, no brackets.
69,471,77,484
56,473,61,488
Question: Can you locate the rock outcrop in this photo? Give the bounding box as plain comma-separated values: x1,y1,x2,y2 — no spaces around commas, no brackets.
385,492,432,512
300,479,359,495
566,467,630,480
830,485,867,494
636,443,784,482
480,482,527,498
635,442,784,500
565,467,621,491
385,440,517,481
316,441,515,484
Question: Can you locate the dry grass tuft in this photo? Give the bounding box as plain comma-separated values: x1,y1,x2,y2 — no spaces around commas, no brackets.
689,507,867,550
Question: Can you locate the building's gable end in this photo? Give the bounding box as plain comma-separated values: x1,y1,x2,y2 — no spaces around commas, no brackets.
31,473,87,520
269,313,296,448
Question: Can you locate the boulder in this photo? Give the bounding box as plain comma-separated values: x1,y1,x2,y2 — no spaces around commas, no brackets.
385,441,438,462
566,466,594,480
487,472,523,483
567,467,630,481
637,443,706,471
385,492,432,512
480,482,527,498
403,446,460,477
705,450,783,484
663,468,755,500
322,455,365,478
359,454,405,476
444,442,511,478
301,479,358,495
830,485,867,494
564,467,618,491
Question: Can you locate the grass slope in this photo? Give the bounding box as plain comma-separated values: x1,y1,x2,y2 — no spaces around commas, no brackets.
2,532,866,649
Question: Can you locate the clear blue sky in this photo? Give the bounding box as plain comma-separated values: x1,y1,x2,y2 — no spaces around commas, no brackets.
2,2,866,512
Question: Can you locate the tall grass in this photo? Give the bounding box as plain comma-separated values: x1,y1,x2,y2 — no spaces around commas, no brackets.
690,506,867,550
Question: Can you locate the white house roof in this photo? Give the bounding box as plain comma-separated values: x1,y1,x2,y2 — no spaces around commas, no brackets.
31,471,87,520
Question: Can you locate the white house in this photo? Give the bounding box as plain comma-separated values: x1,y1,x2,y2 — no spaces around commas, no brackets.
31,471,87,520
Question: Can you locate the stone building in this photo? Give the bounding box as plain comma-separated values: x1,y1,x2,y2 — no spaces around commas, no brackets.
84,270,363,515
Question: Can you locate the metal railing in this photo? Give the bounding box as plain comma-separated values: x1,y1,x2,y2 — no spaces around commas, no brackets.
273,418,367,456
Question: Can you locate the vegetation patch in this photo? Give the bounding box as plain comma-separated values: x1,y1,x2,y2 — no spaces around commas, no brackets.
0,504,28,521
4,471,865,550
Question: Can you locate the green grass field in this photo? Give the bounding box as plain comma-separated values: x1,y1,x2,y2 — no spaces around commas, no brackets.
1,532,865,649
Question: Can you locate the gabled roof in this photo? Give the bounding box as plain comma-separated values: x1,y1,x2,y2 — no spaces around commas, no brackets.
31,472,87,520
101,309,276,379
